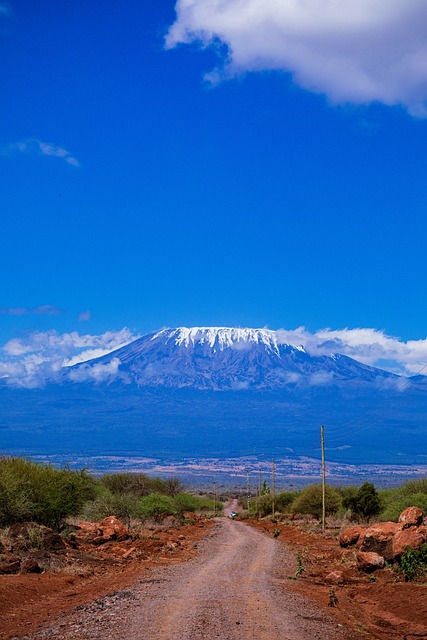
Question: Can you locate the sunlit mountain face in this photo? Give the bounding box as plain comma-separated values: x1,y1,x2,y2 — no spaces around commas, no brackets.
67,327,400,391
1,328,426,466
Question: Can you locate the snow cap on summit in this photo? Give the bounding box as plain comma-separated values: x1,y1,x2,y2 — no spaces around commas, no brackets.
151,327,289,354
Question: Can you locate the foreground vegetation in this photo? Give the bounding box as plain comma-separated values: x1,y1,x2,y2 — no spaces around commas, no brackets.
0,456,220,530
239,479,427,524
1,454,426,529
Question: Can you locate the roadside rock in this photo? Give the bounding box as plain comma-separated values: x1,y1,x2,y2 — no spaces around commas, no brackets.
356,551,385,573
360,522,399,561
399,506,424,529
21,558,43,574
325,570,344,584
391,526,427,560
339,525,365,548
0,558,21,574
8,522,65,551
75,516,130,545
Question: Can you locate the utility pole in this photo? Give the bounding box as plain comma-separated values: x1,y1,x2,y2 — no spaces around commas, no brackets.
258,470,262,519
246,469,251,515
321,424,326,531
213,480,217,517
272,459,275,521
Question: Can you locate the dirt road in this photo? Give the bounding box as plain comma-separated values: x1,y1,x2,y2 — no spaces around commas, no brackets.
20,519,353,640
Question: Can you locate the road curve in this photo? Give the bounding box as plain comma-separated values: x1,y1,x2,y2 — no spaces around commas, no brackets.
24,519,352,640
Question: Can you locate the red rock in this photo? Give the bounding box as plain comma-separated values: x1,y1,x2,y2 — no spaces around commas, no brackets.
398,506,424,529
325,570,344,584
75,517,129,545
356,551,385,573
0,559,21,574
98,516,129,542
356,530,367,548
8,522,65,551
339,526,365,547
360,522,399,561
20,559,43,574
391,526,427,560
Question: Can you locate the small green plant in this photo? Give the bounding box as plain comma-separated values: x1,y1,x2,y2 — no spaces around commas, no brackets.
398,544,427,581
328,587,338,607
273,527,281,538
369,573,376,583
295,551,305,577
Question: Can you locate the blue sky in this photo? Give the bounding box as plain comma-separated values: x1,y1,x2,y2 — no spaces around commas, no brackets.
1,0,427,383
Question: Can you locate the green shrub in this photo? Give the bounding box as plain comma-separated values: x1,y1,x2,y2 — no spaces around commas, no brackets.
0,456,96,530
290,484,341,519
81,491,141,525
173,493,199,515
138,493,176,522
100,473,183,498
255,494,273,517
276,491,297,513
398,544,427,581
342,482,381,521
380,493,427,522
379,478,427,522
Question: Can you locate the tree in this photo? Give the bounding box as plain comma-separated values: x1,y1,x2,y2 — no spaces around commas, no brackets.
261,480,270,495
343,482,381,521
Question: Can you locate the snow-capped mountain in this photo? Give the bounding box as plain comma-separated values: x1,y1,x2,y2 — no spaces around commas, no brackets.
2,327,427,465
68,326,398,391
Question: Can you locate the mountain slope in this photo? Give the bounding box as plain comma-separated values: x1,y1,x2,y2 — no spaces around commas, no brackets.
1,327,426,465
67,327,399,391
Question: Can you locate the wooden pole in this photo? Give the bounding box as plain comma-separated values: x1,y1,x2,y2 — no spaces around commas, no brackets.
246,470,251,515
272,459,275,520
213,480,217,517
321,425,326,531
258,470,262,519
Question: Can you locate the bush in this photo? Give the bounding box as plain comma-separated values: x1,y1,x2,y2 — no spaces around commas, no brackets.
138,493,176,522
81,491,141,526
379,478,427,522
0,456,96,530
276,491,297,513
100,473,183,498
398,544,427,581
290,484,341,519
173,493,199,515
255,494,273,517
342,482,381,521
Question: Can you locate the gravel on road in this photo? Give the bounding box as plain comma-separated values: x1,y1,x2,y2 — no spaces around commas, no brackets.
16,518,354,640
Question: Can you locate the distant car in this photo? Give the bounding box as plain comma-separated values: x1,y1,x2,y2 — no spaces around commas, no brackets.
229,511,238,518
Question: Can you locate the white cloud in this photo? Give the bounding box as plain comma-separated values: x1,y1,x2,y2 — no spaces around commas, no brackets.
275,326,427,376
3,138,80,167
0,305,61,316
167,0,427,115
0,328,138,388
1,324,426,388
78,310,91,322
68,358,121,384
